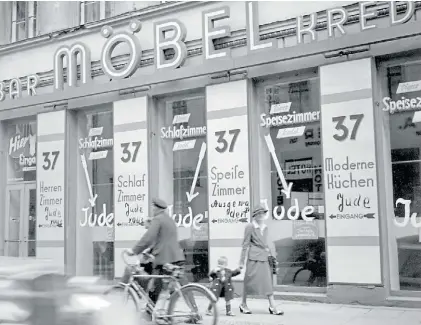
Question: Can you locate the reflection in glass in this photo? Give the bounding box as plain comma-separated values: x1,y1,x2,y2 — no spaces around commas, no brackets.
259,77,326,287
7,190,21,257
387,62,421,291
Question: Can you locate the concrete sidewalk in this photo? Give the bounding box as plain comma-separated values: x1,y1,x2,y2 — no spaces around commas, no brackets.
215,298,421,325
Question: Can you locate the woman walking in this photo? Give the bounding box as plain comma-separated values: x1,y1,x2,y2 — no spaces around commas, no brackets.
239,205,284,315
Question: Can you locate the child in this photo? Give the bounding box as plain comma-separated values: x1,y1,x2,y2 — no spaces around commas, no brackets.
207,256,241,316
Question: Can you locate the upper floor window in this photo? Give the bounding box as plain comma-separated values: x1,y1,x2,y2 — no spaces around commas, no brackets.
80,1,103,24
12,1,37,42
80,1,166,24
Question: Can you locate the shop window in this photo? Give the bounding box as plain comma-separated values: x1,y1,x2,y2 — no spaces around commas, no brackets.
11,1,37,42
256,75,326,287
76,108,114,280
385,61,421,291
155,95,209,283
80,1,102,24
6,120,37,183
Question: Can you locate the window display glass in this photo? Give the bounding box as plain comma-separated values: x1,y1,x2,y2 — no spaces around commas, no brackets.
385,61,421,291
155,95,209,283
76,107,115,280
6,120,37,183
256,76,326,287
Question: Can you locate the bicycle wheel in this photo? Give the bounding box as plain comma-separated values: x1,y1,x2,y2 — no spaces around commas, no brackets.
104,284,140,313
166,283,218,325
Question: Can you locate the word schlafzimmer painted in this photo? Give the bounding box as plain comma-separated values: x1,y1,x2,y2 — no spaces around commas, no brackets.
0,1,415,101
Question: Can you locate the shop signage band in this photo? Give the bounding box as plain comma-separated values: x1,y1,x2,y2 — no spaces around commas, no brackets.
0,1,416,101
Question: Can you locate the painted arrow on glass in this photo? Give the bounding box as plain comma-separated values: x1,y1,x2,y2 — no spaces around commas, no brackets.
264,134,293,199
80,153,98,207
364,213,375,219
186,142,207,202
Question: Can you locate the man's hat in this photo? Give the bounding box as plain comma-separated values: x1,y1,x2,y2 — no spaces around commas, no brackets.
252,204,268,218
152,198,168,210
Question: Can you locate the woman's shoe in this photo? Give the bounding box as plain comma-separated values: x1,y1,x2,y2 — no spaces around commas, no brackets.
239,305,252,314
269,307,284,315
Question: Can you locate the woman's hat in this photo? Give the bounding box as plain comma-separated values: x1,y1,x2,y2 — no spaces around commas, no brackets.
252,204,268,218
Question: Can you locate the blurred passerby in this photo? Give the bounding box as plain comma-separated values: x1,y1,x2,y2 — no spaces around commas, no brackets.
239,205,284,315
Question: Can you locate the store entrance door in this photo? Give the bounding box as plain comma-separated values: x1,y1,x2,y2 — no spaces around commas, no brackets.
4,183,37,257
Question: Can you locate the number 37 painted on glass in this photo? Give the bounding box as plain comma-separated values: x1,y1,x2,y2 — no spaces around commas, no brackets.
215,129,241,153
332,114,364,141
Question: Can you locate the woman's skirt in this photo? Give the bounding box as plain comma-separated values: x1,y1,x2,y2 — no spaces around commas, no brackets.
244,259,273,296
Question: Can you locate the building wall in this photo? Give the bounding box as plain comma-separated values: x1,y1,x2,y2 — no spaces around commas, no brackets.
1,1,421,306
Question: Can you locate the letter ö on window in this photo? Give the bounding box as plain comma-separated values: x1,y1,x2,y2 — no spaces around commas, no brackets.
100,20,142,80
394,198,421,227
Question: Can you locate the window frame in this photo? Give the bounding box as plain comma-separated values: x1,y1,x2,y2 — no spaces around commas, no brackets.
79,1,106,25
11,1,37,43
377,53,421,296
253,69,327,293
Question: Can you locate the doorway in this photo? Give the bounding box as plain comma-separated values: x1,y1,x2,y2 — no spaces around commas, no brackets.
4,183,37,257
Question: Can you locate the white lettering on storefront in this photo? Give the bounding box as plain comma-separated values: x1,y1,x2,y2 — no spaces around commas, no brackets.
161,125,207,140
80,203,114,228
260,111,320,128
168,205,207,230
382,96,421,114
79,137,114,150
262,198,315,221
394,198,421,228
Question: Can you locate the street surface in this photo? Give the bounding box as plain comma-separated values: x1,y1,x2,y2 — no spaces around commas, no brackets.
214,298,421,325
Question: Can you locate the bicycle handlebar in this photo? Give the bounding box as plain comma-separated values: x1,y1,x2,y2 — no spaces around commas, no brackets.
121,249,155,266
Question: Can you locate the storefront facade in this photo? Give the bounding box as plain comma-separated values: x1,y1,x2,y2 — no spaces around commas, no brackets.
1,0,421,306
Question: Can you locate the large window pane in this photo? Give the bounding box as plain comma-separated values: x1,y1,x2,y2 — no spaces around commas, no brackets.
156,96,209,283
77,109,115,279
257,76,326,287
386,62,421,291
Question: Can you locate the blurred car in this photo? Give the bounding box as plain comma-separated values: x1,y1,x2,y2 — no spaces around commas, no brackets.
0,257,138,325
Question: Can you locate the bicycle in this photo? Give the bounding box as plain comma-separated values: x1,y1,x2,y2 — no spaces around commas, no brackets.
104,250,218,325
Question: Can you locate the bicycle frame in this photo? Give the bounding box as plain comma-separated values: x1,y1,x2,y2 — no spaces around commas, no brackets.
122,271,196,320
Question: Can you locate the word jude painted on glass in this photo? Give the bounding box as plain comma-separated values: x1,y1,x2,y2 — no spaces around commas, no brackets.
0,1,413,100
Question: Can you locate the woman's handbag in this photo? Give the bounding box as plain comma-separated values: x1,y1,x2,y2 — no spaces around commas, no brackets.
268,255,277,275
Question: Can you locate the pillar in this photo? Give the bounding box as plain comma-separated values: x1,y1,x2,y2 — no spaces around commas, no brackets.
320,59,382,290
36,110,66,266
113,96,149,277
206,79,252,275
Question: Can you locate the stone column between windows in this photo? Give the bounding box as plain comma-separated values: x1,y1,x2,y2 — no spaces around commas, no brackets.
36,110,66,267
113,96,150,278
206,79,252,277
320,58,382,286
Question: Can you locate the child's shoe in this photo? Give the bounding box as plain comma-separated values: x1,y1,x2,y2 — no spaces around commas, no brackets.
206,310,213,316
226,311,235,316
